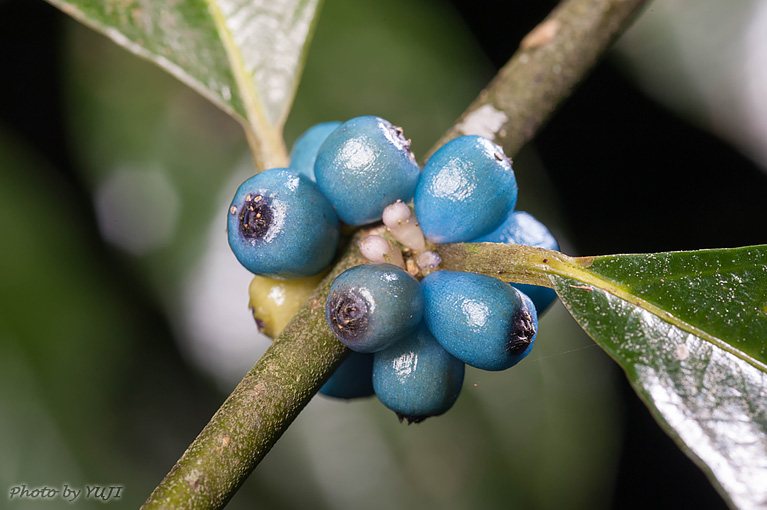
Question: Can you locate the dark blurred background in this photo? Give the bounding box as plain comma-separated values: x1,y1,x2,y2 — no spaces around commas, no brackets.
2,0,765,508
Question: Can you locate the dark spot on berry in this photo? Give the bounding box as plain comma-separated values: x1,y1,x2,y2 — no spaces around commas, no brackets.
396,412,428,425
254,317,266,333
542,258,549,263
328,290,369,343
507,308,536,354
238,194,273,239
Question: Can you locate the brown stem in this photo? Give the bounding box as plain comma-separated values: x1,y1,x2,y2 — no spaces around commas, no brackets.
430,0,648,159
141,229,371,509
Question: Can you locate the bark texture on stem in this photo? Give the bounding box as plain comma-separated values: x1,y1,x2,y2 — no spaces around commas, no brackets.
142,230,372,510
430,0,648,159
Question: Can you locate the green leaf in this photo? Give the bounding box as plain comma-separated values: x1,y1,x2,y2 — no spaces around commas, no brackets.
437,243,767,509
46,0,324,169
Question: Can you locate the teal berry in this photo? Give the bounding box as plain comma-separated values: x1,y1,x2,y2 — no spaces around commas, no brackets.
473,210,559,312
227,168,339,279
314,116,420,226
319,352,374,399
373,323,465,424
325,263,423,353
414,135,518,243
289,121,342,181
421,270,538,371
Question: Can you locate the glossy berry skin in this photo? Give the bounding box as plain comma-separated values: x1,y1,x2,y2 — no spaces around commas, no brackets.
319,352,375,399
473,210,559,312
373,323,465,423
314,116,420,226
289,121,341,181
227,168,339,279
326,263,423,353
414,135,518,243
422,270,538,371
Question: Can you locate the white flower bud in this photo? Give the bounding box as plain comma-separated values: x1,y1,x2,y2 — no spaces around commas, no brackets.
382,201,426,252
416,250,441,270
359,235,405,269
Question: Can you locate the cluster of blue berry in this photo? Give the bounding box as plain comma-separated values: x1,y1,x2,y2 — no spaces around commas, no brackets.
227,116,558,422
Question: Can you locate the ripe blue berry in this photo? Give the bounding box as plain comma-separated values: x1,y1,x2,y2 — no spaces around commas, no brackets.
473,210,559,312
319,352,374,399
227,168,339,279
289,121,342,181
325,263,423,353
422,270,537,371
314,116,420,226
414,135,518,243
373,323,465,423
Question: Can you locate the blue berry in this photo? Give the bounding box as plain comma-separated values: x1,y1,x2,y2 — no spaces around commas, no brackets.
289,121,342,181
319,352,374,399
414,135,517,243
421,270,537,371
314,116,420,226
227,168,339,279
373,323,465,423
473,210,559,312
325,263,423,353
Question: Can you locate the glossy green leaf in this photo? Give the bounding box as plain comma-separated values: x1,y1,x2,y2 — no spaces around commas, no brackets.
438,243,767,509
46,0,324,169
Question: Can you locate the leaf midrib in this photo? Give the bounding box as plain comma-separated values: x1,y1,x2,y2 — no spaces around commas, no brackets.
206,0,287,169
545,254,767,374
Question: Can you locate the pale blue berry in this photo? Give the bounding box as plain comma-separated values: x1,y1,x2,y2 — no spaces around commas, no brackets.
373,323,465,423
289,121,341,181
319,352,374,399
415,135,517,243
325,263,423,353
422,270,537,371
315,116,420,226
227,168,339,279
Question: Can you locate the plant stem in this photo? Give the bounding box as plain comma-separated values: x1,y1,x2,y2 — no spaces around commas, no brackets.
142,0,649,507
142,229,372,510
430,0,648,159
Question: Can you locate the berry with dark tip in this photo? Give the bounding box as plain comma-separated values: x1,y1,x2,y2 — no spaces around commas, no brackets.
472,210,559,312
289,121,342,181
421,270,538,371
414,135,518,243
319,352,375,399
227,168,339,279
373,323,465,423
314,116,420,226
325,263,423,353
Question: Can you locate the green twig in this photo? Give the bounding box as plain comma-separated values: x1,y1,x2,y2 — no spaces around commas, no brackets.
142,0,649,507
142,229,371,509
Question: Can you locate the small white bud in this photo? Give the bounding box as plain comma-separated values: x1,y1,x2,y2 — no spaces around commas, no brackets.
416,250,441,270
359,235,405,269
382,201,426,252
